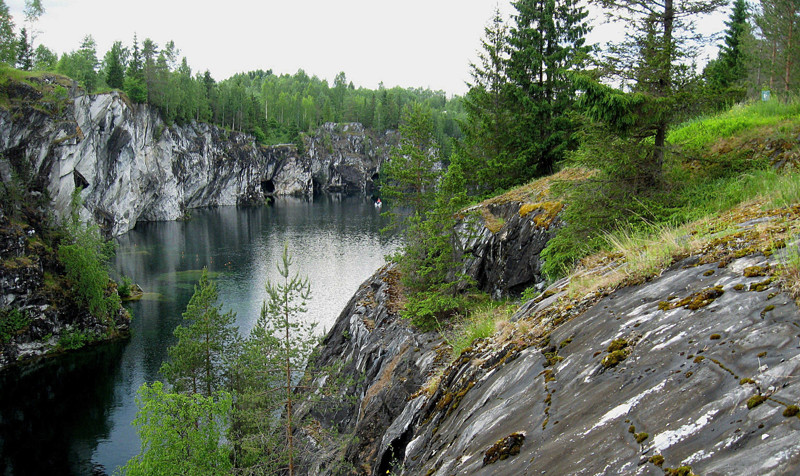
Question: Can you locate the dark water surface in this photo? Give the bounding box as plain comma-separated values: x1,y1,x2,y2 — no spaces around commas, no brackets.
0,196,398,475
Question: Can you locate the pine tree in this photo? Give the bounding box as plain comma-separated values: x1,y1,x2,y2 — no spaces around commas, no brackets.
752,0,800,95
160,268,238,397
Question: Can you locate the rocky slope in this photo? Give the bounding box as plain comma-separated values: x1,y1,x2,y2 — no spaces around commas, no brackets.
0,203,129,370
302,196,800,475
0,75,395,236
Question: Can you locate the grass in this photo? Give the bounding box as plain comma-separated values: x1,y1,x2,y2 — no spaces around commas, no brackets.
669,98,800,154
442,301,514,360
778,239,800,302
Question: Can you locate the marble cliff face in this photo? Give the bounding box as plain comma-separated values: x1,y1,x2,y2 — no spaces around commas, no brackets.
0,85,394,236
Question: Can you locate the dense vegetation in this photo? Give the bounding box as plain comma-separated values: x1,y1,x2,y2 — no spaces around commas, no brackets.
122,249,350,475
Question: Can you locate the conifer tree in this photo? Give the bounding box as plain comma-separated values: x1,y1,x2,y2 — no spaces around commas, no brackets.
705,0,750,88
124,34,147,103
104,41,126,90
0,1,15,65
458,7,515,195
586,0,725,183
16,28,32,71
160,268,238,397
504,0,591,179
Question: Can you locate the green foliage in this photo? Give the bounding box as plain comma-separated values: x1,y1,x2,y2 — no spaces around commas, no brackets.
229,243,337,474
118,381,232,476
56,35,99,93
117,276,133,299
0,308,30,343
382,107,475,329
58,189,120,322
0,1,16,65
57,327,99,351
159,268,238,397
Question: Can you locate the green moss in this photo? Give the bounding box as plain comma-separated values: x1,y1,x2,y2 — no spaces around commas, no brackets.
483,432,526,466
761,305,775,318
649,454,665,467
743,265,769,277
710,333,721,340
694,356,705,363
733,283,745,291
757,351,768,358
602,349,629,369
703,269,715,276
634,432,649,444
749,277,775,292
665,466,697,476
559,337,573,348
740,377,756,385
747,394,767,409
607,338,629,352
783,405,799,417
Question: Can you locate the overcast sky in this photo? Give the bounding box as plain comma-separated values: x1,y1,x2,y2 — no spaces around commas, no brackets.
7,1,727,96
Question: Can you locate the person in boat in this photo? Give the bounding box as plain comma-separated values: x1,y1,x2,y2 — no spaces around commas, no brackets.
375,198,382,207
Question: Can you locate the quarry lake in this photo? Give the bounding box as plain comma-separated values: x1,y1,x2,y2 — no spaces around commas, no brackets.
0,196,399,475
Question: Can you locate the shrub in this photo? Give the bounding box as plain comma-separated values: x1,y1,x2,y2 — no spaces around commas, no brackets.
58,327,98,350
57,189,120,322
0,308,31,343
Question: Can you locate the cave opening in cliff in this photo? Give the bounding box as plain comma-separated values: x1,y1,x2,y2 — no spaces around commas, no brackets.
261,179,275,194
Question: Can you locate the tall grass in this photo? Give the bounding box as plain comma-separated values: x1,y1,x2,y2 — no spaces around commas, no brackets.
442,302,513,360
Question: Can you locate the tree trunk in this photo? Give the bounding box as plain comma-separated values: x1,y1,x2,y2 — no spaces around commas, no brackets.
285,305,294,476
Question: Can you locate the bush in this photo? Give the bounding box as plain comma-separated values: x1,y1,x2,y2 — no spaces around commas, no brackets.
57,189,120,322
58,327,98,350
0,308,31,343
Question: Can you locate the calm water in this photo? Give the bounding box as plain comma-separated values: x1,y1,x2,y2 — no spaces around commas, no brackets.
0,196,398,475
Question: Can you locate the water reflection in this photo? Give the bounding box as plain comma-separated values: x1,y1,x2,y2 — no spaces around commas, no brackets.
0,196,398,474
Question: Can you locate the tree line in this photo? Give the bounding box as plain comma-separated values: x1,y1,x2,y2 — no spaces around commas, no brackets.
0,0,463,151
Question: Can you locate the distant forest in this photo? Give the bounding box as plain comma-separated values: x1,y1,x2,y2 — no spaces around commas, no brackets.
12,30,464,152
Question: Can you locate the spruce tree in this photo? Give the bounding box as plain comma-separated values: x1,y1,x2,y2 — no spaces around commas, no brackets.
16,28,32,70
586,0,726,183
504,0,591,180
458,7,515,195
104,41,126,90
124,34,147,103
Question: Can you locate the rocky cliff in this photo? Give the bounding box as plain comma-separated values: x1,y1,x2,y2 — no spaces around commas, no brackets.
302,194,800,475
0,75,394,236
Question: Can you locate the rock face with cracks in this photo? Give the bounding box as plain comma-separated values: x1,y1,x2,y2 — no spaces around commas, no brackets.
303,212,800,475
0,82,394,236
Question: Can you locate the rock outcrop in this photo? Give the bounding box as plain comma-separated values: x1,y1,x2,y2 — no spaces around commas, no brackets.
305,122,396,196
303,200,800,475
0,205,129,370
0,77,394,236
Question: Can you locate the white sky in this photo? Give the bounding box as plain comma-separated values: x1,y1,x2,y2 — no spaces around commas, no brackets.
7,1,727,96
